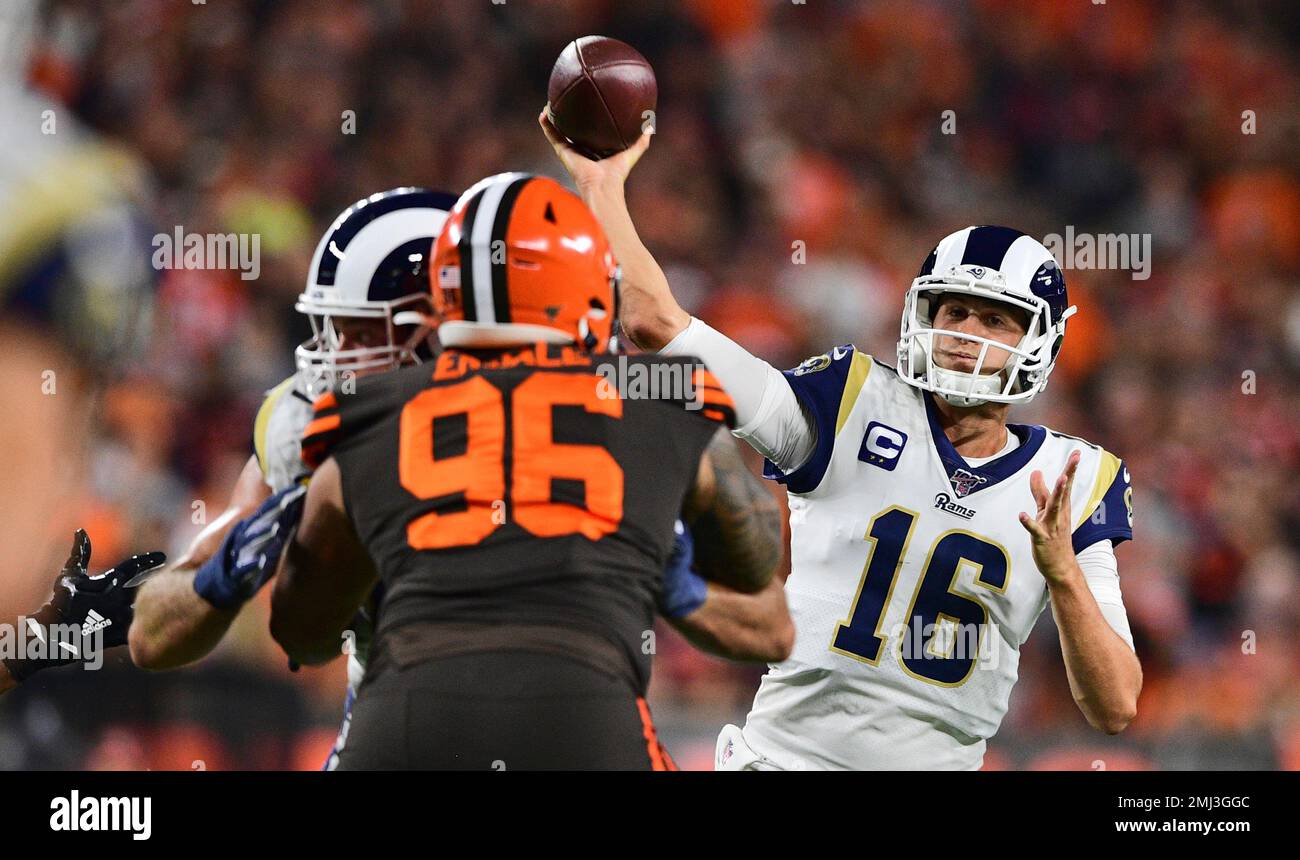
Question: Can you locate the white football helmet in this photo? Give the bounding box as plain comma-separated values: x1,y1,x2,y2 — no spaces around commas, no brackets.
897,225,1077,407
296,188,456,398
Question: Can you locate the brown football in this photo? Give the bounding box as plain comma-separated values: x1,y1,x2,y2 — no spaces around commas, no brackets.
546,36,657,160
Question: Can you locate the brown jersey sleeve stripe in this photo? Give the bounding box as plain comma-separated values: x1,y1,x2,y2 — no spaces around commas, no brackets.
312,391,339,415
303,412,341,440
301,412,342,470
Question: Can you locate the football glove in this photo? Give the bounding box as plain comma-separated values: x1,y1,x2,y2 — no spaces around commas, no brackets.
2,529,165,682
193,484,306,610
658,521,708,620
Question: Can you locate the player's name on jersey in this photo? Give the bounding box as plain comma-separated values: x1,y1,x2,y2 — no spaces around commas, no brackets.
432,344,596,379
431,348,708,407
150,226,260,281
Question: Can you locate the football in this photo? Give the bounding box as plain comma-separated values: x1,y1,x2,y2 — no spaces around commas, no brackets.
546,35,657,160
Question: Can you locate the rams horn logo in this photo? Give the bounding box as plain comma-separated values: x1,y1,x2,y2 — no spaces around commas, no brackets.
793,353,832,376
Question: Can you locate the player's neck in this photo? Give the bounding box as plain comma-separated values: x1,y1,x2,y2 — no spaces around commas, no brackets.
930,393,1011,460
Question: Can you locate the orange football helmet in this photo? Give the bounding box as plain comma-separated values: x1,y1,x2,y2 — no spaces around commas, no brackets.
431,173,620,352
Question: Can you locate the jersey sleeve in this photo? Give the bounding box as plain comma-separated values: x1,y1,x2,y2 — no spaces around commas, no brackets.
1071,451,1133,554
763,346,872,495
1074,540,1135,651
660,316,815,473
301,390,343,470
300,368,419,471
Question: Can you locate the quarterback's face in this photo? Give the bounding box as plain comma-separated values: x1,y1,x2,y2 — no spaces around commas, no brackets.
931,294,1028,373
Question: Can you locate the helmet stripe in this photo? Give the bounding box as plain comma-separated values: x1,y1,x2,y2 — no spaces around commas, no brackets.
487,176,532,324
959,225,1024,270
366,237,433,300
931,227,970,273
916,247,938,278
315,189,456,287
457,189,485,322
467,178,518,325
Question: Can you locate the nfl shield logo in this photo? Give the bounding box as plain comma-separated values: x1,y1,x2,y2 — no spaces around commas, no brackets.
949,468,988,498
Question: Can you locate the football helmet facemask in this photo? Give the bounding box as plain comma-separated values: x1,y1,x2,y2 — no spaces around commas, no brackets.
295,187,457,398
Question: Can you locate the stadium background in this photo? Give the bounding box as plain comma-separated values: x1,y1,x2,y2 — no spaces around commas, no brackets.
1,0,1298,770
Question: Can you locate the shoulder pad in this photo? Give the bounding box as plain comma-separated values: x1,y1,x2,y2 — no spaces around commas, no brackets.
253,376,298,478
765,345,872,494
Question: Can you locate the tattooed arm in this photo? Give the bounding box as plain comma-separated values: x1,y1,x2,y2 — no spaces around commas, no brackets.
681,428,783,594
668,576,793,663
666,430,791,661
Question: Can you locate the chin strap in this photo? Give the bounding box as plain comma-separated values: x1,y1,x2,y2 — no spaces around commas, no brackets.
931,366,1005,408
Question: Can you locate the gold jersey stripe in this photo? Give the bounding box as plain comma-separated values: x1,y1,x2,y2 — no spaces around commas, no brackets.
835,350,874,437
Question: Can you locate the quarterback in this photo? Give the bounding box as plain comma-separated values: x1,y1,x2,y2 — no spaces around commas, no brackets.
543,117,1142,770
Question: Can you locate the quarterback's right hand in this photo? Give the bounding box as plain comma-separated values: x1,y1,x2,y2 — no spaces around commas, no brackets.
539,107,652,197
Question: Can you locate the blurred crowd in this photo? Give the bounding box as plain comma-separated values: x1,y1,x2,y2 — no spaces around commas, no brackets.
1,0,1297,770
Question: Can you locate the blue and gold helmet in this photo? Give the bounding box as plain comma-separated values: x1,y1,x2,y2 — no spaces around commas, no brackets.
898,225,1077,407
295,187,457,397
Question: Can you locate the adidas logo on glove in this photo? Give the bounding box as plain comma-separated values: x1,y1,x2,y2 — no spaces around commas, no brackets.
81,610,112,637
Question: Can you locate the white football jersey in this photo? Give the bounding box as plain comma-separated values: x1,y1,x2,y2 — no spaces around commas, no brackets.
253,375,315,493
740,346,1133,770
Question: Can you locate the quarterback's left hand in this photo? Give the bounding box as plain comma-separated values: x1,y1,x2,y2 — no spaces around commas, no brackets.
1019,450,1082,585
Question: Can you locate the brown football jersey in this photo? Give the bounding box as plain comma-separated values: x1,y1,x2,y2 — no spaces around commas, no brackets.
302,343,735,691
